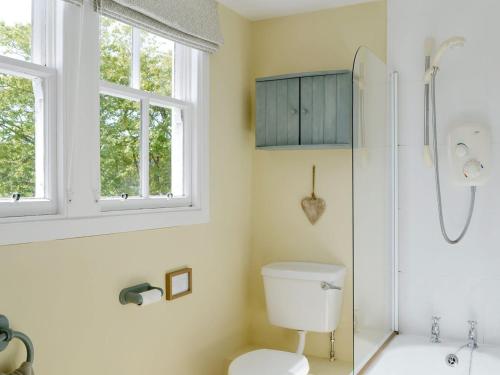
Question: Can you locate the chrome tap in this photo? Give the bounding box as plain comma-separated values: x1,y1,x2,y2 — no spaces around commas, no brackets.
430,316,441,343
467,320,478,349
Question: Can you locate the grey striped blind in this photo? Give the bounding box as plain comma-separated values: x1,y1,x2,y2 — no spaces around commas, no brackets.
95,0,223,53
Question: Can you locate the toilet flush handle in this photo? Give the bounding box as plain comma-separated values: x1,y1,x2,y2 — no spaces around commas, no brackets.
321,282,342,291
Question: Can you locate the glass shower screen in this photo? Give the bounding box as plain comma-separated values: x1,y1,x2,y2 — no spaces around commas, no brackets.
352,46,394,373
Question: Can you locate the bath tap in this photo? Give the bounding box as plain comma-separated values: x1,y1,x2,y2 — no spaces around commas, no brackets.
430,316,441,343
467,320,478,349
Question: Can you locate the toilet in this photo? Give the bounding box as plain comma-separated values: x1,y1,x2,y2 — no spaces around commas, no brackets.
229,262,346,375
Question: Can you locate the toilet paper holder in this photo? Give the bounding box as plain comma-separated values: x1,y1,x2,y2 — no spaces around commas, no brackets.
119,283,164,306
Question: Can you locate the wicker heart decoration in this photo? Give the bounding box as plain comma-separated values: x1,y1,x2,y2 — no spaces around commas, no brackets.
301,195,326,225
301,165,326,225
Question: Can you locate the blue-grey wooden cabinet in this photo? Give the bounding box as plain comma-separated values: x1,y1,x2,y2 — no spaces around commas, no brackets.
255,70,352,149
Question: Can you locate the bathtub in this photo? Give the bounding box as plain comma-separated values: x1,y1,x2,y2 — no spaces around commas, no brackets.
363,334,500,375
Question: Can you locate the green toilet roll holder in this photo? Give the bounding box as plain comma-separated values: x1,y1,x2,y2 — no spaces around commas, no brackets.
119,283,163,306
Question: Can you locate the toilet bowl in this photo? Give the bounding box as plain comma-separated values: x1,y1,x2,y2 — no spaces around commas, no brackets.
229,262,346,375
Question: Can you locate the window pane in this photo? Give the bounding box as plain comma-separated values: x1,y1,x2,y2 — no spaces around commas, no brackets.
0,0,32,61
100,17,132,86
100,94,140,197
149,105,172,196
0,73,36,198
141,31,174,97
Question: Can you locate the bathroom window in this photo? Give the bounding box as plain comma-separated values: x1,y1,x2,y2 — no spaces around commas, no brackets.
0,3,210,243
99,16,190,211
0,0,57,217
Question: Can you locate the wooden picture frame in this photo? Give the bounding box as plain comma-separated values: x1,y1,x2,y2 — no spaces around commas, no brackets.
165,268,192,300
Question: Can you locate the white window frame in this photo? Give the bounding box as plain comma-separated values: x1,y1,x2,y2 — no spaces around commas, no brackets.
0,0,210,245
98,36,192,212
0,0,58,218
99,81,192,211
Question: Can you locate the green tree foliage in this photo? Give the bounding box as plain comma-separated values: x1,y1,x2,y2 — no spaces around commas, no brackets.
0,22,35,198
100,17,174,197
0,22,31,62
100,17,132,87
148,105,172,195
0,17,174,199
100,94,141,196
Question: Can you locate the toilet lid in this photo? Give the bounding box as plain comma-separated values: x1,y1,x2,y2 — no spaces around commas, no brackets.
229,349,309,375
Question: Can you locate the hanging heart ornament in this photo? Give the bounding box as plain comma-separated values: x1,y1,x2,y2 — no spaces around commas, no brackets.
301,165,326,225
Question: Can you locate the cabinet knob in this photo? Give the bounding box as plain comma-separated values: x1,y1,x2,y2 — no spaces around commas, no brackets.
302,108,309,114
290,109,298,115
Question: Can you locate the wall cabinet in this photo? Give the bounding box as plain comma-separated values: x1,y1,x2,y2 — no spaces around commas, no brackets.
255,70,352,149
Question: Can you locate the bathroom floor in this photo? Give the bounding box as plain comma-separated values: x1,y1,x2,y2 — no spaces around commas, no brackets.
308,356,352,375
227,346,353,375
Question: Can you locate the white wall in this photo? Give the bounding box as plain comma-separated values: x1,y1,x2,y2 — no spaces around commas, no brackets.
389,0,500,344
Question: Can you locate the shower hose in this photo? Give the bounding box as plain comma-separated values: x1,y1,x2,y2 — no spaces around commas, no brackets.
430,67,476,244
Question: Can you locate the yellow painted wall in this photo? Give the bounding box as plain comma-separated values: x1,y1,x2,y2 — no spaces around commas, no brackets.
249,1,387,362
0,2,387,373
0,6,253,375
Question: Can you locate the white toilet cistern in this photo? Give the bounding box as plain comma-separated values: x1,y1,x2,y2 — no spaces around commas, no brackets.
228,262,346,375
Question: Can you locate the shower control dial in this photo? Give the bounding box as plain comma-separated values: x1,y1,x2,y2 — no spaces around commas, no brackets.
455,143,469,158
463,159,483,179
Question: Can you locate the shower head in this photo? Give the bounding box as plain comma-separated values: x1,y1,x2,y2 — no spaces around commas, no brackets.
432,36,466,67
424,36,466,83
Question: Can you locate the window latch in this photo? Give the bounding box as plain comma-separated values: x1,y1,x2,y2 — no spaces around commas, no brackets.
11,193,21,202
121,193,129,200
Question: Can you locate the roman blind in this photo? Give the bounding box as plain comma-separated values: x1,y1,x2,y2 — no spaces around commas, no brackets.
95,0,223,53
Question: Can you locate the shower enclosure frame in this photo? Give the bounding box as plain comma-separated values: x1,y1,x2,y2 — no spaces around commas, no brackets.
351,46,400,373
391,71,399,333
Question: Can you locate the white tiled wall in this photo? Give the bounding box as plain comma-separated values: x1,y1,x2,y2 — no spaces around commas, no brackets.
388,0,500,344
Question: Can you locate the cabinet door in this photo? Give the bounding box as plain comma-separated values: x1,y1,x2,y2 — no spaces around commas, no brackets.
301,75,339,145
300,73,351,145
256,79,299,147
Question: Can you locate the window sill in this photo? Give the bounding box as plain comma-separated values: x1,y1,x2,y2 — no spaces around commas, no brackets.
0,205,209,245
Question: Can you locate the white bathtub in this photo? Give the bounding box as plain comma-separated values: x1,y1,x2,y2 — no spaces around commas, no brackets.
363,334,500,375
